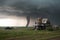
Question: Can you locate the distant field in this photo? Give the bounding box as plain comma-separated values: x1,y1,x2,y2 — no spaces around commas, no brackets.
0,27,60,40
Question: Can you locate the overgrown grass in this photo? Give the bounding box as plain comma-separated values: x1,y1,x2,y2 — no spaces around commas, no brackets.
0,27,60,40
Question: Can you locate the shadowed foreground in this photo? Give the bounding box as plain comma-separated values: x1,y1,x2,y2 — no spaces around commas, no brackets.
0,27,60,40
48,36,60,40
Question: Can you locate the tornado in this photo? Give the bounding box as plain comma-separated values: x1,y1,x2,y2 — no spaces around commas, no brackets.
26,16,30,27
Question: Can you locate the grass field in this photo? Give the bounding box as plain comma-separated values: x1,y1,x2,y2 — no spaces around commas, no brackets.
0,27,60,40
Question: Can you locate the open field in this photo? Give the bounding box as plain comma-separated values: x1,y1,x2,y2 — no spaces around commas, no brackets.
0,27,60,40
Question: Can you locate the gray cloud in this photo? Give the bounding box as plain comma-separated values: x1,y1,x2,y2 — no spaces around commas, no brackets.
0,0,60,25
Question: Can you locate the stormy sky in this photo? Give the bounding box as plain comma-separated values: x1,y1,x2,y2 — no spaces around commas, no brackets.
0,0,60,25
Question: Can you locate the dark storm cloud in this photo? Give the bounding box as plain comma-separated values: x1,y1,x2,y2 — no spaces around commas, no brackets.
0,0,60,25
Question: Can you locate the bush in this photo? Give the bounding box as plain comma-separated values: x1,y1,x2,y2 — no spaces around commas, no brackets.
5,27,14,30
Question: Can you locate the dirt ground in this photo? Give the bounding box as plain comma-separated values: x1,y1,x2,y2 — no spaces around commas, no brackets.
5,36,60,40
48,36,60,40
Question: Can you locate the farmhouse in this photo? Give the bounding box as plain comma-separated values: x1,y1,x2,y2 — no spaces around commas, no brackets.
34,17,51,30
